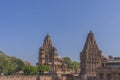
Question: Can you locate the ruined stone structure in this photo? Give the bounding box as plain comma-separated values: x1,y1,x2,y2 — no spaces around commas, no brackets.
80,31,107,80
38,34,67,74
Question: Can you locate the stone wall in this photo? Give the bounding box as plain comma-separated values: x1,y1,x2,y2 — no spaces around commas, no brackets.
0,75,52,80
0,74,79,80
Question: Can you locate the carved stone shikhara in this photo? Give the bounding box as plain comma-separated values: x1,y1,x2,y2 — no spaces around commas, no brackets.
38,34,67,74
80,31,106,80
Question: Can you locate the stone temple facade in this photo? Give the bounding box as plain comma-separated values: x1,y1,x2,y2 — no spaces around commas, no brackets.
38,34,67,74
80,31,107,80
96,57,120,80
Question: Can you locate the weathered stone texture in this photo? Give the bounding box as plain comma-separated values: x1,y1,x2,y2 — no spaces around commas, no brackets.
80,31,106,80
38,34,67,73
0,76,37,80
0,75,54,80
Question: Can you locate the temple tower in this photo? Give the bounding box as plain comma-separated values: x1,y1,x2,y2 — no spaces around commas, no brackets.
38,34,58,65
80,31,103,80
38,34,66,73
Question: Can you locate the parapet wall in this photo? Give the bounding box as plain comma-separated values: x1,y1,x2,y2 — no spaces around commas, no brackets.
0,75,37,80
0,75,52,80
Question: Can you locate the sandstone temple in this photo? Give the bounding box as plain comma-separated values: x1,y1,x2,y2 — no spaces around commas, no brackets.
36,31,120,80
80,31,107,80
1,31,120,80
38,34,67,74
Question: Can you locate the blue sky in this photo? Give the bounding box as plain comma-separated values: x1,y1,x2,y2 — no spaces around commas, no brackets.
0,0,120,65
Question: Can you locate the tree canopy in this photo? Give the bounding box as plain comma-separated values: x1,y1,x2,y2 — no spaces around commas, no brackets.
0,50,50,75
0,51,24,75
22,65,50,75
63,57,80,71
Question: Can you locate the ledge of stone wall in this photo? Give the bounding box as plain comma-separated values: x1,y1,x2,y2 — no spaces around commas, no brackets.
0,75,53,80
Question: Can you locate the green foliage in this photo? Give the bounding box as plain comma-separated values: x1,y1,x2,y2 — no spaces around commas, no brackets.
63,57,80,70
37,65,50,75
22,65,32,75
0,51,50,75
0,51,25,75
11,57,24,72
22,65,50,75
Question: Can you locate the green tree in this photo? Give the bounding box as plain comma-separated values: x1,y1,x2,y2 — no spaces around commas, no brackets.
22,65,33,75
72,61,80,71
0,51,25,75
11,57,24,72
63,57,73,69
22,65,50,75
37,65,50,75
63,57,80,71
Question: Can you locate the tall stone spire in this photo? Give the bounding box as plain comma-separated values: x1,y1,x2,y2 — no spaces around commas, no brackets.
38,34,67,73
80,31,103,80
38,34,58,64
82,31,99,53
43,34,53,48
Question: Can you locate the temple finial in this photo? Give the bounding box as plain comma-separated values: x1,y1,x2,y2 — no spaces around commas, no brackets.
89,30,93,34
